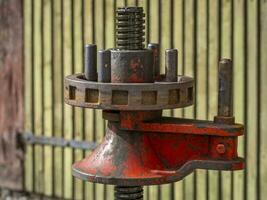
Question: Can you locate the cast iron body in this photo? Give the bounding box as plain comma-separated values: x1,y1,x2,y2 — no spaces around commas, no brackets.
64,7,244,200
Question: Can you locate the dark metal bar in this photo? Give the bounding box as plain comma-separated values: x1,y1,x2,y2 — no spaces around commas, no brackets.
148,43,160,78
18,132,97,151
98,50,111,82
165,49,178,82
84,44,97,81
217,59,233,117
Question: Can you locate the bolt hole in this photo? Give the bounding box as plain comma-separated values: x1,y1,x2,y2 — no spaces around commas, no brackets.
187,87,193,102
85,89,99,103
142,91,157,105
69,86,76,100
169,89,180,105
112,90,128,105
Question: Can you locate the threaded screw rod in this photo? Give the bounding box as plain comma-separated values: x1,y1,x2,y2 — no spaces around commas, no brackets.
114,186,143,200
116,7,145,50
114,7,145,200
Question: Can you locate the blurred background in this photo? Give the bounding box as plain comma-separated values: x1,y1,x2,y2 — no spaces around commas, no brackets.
0,0,267,199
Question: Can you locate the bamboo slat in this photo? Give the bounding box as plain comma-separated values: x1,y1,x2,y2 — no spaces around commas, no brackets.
183,0,196,199
246,0,258,199
127,0,137,7
23,0,34,192
260,2,267,200
195,0,208,199
52,0,64,197
233,0,245,199
33,0,44,194
220,0,233,199
63,0,74,198
73,0,84,199
43,0,53,196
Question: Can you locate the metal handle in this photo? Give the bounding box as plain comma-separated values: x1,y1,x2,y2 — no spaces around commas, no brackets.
215,58,234,124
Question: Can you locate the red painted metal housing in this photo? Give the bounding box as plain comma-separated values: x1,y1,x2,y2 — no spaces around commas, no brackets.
72,111,244,186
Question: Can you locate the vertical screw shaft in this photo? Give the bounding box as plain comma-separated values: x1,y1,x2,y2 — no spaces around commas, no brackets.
116,7,145,50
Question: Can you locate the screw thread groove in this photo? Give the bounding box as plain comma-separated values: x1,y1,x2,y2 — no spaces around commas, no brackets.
116,7,145,50
115,186,143,200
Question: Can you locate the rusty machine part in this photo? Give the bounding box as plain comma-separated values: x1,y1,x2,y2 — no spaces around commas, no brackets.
64,7,244,200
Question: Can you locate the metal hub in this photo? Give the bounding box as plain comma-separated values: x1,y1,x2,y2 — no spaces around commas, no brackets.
64,74,194,110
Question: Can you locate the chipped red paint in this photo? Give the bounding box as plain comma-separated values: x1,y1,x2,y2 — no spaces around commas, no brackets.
119,111,244,137
120,117,243,137
72,121,244,186
128,57,145,83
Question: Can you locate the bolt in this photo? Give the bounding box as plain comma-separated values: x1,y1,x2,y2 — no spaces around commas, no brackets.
84,44,97,81
148,43,160,78
216,144,226,154
165,49,178,82
98,49,111,83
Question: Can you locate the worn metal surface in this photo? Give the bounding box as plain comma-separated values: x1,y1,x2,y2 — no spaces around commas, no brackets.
72,122,244,186
0,0,24,190
98,49,111,83
111,50,154,83
214,59,235,124
120,115,244,137
217,59,233,117
165,49,178,82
